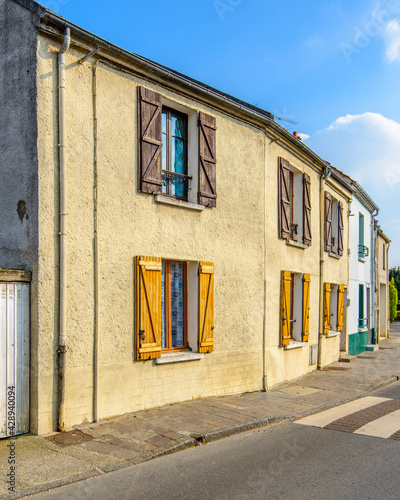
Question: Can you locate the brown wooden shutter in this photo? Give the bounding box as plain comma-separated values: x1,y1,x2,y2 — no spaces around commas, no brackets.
280,271,292,346
323,282,331,334
324,192,332,252
198,113,217,207
138,87,163,194
279,159,291,239
338,201,344,256
302,273,311,342
303,173,312,246
199,261,214,353
337,285,345,332
135,256,162,360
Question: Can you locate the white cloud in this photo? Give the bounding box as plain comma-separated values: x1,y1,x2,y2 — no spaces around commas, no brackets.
382,19,400,61
306,112,400,267
298,133,310,141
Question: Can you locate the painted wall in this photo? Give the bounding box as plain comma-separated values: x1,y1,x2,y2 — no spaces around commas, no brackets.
348,196,372,355
264,142,321,388
319,179,351,367
376,233,389,338
36,36,267,432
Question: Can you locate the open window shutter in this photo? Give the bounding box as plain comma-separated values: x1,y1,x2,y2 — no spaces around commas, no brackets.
199,261,214,353
338,201,344,256
138,87,163,194
198,113,217,207
337,285,345,332
279,159,291,239
280,271,291,346
323,282,331,334
302,274,311,342
324,192,332,252
135,256,162,360
303,173,312,246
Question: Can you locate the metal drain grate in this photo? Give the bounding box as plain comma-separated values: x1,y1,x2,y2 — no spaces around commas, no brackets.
46,429,93,446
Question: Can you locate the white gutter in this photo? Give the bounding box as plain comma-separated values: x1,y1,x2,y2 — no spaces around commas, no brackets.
58,27,70,432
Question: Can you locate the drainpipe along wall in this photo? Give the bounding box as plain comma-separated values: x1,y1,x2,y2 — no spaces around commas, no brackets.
58,27,70,432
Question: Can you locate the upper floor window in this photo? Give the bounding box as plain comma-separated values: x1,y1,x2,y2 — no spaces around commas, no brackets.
161,108,189,199
358,213,369,261
278,158,311,246
138,86,217,207
324,192,344,256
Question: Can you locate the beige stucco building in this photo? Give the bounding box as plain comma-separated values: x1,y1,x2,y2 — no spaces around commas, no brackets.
0,0,378,437
376,229,391,338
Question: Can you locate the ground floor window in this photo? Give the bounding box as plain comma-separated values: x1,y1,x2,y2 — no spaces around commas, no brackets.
280,270,310,346
161,260,187,349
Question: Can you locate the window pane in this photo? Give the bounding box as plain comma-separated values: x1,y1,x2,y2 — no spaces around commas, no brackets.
162,111,167,134
161,262,166,348
170,262,184,347
171,137,185,197
171,114,185,139
162,133,167,194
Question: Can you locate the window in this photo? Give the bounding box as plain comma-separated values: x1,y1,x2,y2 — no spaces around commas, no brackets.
161,260,187,349
323,283,345,334
138,86,217,207
358,213,368,260
161,109,189,199
278,158,311,246
280,271,310,346
135,256,214,360
358,284,368,328
324,192,344,256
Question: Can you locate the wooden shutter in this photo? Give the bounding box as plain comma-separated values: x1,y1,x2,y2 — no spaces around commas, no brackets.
135,256,162,360
138,87,163,194
279,159,291,239
199,261,214,353
302,274,311,342
323,282,331,334
303,173,312,246
337,201,344,256
324,192,332,252
280,271,291,346
337,284,345,332
198,113,217,207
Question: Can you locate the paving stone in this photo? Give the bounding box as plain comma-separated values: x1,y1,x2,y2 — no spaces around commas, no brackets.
146,435,173,447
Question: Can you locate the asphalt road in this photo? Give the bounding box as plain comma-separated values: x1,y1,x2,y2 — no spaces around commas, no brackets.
36,382,400,500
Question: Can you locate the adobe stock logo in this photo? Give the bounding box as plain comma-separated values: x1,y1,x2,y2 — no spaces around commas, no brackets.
214,0,245,21
42,0,70,14
340,1,400,62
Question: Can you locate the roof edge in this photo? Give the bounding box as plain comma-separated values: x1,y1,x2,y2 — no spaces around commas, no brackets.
12,0,45,16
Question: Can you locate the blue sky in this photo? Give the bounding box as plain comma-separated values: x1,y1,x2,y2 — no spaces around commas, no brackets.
39,0,400,266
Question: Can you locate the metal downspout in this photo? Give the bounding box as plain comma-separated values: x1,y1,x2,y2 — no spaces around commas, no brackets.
58,27,70,432
93,60,99,422
371,209,379,344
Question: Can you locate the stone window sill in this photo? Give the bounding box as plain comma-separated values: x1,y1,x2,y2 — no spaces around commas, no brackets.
284,341,305,350
154,195,205,211
155,352,204,365
286,240,308,250
358,257,366,263
358,327,368,333
327,330,340,338
328,252,341,260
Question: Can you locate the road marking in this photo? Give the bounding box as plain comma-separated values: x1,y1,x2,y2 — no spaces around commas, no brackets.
295,397,391,428
353,408,400,438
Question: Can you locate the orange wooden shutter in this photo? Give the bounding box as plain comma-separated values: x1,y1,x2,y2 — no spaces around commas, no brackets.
280,271,291,346
323,282,331,334
324,192,332,252
138,87,163,194
337,284,345,332
199,261,214,353
303,173,312,246
302,273,311,342
198,113,217,207
135,256,162,360
279,159,291,239
338,201,344,256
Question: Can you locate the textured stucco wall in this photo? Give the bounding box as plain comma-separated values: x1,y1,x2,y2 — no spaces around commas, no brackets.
376,233,389,337
0,0,40,433
264,142,321,388
36,37,266,432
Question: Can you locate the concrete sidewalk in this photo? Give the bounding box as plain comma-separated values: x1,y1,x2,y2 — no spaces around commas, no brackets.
2,326,400,500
